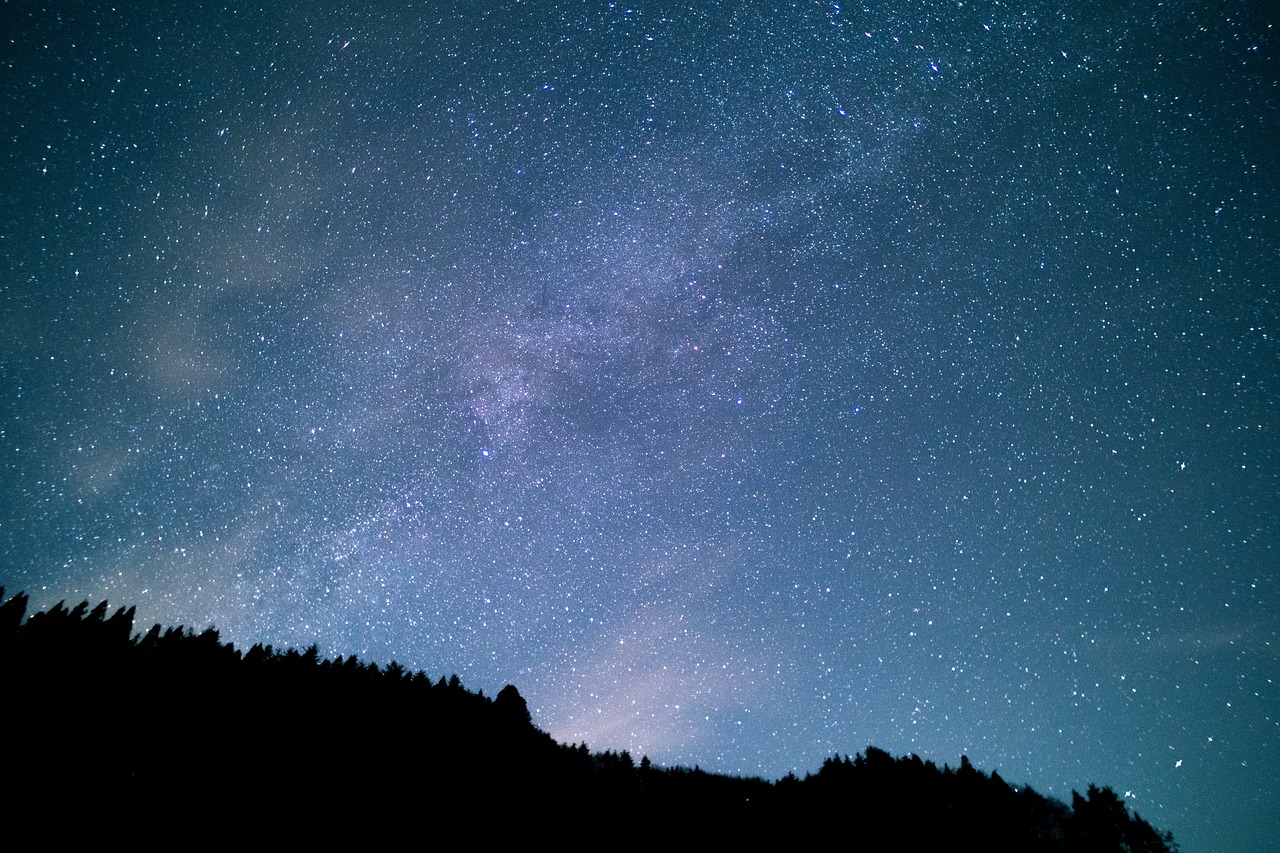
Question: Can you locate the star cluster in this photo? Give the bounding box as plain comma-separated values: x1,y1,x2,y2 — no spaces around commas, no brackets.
2,3,1275,850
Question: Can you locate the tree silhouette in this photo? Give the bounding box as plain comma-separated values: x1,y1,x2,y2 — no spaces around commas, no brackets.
0,590,1177,850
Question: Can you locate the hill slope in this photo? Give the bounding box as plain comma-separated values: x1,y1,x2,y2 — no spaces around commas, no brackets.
0,590,1175,849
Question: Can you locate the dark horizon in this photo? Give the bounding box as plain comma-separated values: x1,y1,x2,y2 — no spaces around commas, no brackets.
0,588,1177,851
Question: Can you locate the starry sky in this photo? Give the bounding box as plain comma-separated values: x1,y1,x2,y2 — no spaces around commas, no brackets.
2,1,1275,849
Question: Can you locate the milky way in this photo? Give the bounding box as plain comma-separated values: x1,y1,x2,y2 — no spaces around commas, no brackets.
2,3,1275,850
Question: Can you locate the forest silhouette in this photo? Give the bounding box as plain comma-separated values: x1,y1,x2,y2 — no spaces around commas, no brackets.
0,589,1176,849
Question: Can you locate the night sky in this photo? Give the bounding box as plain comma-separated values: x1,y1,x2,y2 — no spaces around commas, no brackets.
2,2,1275,849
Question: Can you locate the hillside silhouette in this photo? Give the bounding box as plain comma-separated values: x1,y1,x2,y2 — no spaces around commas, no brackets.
0,589,1176,849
